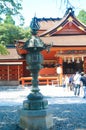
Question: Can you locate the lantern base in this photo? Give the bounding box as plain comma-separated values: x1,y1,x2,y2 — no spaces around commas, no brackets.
19,109,53,130
23,92,48,110
23,98,48,110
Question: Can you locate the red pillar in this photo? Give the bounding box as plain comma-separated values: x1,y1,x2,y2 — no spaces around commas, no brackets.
58,57,63,86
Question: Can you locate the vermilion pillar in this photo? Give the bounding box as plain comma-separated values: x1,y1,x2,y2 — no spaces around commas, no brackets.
58,57,63,86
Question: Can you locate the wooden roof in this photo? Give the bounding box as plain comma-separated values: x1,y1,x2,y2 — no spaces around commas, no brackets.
0,47,21,60
37,18,61,30
40,35,86,46
31,8,85,48
39,10,86,37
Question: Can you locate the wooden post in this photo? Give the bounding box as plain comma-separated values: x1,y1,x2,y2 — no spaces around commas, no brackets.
58,57,63,86
47,78,49,86
22,79,25,88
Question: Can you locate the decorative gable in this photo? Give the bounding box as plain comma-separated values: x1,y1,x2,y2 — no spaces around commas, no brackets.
39,10,86,37
51,19,86,35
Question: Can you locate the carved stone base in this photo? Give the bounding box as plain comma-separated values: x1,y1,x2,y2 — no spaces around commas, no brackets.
19,109,53,130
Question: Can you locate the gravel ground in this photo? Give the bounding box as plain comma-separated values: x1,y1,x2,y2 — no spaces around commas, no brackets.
51,104,86,130
0,86,86,130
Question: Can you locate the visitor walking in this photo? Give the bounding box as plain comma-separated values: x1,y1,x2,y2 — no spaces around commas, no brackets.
64,75,69,91
73,72,81,96
62,76,66,91
69,74,74,91
80,72,86,98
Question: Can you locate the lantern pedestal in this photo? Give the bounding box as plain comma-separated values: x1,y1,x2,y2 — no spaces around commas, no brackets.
19,51,53,130
19,109,53,130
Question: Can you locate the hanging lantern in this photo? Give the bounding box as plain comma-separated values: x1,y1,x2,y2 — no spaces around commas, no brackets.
56,66,62,74
68,58,71,63
82,56,84,61
63,57,66,62
72,56,74,62
76,58,80,63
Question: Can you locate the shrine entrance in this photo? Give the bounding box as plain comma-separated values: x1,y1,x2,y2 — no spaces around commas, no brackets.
63,61,83,74
57,50,85,75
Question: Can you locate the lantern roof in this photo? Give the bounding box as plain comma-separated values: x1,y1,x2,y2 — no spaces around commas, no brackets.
30,16,40,35
23,18,52,52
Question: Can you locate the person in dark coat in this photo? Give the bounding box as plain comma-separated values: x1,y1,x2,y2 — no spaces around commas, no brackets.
80,72,86,98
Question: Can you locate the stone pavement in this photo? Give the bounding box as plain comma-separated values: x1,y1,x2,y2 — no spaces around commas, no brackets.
0,85,85,106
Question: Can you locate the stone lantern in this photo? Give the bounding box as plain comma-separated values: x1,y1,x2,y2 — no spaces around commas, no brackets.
18,17,53,130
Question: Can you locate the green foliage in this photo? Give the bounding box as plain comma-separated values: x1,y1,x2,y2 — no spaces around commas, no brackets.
0,1,31,54
19,15,25,26
0,23,31,45
0,23,31,55
0,44,9,55
77,10,86,25
23,27,32,39
0,0,24,26
4,14,15,25
0,0,22,16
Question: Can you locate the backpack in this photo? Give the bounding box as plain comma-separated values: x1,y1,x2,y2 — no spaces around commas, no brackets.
81,76,86,86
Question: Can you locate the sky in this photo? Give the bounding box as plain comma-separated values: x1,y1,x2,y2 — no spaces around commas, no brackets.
21,0,86,27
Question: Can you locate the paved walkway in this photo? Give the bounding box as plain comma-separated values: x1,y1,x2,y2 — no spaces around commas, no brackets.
0,85,85,105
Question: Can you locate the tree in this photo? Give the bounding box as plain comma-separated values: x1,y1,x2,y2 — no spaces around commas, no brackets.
0,23,31,45
4,14,15,25
0,0,24,26
0,0,22,16
23,27,32,39
77,10,86,25
0,24,23,45
0,24,31,55
0,44,9,55
0,0,25,54
59,0,75,13
0,23,31,55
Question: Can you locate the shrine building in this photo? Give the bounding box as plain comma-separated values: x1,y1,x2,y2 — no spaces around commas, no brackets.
0,8,86,86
